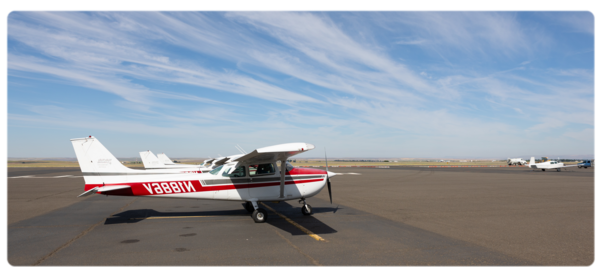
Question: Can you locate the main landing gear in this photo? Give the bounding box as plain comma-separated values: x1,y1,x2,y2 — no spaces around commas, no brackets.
244,199,313,223
244,201,268,223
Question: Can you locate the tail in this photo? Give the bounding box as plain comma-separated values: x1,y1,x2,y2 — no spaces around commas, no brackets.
139,150,164,168
71,136,134,186
157,153,175,164
71,136,132,173
529,157,535,167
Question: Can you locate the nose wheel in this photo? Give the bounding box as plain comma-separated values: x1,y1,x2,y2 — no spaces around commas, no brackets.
299,199,313,215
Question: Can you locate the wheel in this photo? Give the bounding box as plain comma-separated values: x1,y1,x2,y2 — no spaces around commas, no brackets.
301,204,313,215
578,166,582,169
244,201,254,213
252,208,268,223
542,169,545,171
556,168,561,172
585,167,588,169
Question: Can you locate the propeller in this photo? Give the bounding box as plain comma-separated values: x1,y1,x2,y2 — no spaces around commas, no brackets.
326,148,332,204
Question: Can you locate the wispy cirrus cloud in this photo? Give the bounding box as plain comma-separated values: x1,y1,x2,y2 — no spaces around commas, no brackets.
7,12,594,158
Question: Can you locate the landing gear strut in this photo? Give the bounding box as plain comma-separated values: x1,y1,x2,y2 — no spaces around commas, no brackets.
299,199,313,215
243,201,254,213
246,201,268,223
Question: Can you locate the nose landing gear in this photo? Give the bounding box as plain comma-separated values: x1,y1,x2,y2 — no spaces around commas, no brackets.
299,199,313,215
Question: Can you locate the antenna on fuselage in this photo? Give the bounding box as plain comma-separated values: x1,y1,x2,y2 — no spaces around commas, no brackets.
235,144,247,154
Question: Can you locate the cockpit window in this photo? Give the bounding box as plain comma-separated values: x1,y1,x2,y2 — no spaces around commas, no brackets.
209,165,223,175
249,163,275,176
222,166,246,178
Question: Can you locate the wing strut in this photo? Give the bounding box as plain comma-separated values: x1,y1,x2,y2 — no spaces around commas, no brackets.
279,158,288,198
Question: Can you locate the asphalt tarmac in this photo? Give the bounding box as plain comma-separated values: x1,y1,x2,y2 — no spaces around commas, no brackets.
7,166,594,266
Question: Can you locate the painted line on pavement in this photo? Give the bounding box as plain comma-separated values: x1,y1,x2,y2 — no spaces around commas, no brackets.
260,202,327,242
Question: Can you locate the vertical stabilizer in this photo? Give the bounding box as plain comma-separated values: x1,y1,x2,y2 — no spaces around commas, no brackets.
139,150,164,168
71,136,131,173
157,153,175,164
530,157,535,165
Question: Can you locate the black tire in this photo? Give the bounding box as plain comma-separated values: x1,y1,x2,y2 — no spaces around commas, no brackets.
556,169,561,172
244,201,254,213
585,167,588,169
542,169,545,171
301,204,313,215
252,208,268,223
578,166,582,169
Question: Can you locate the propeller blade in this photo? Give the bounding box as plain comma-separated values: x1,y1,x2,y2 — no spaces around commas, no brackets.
325,148,332,204
327,178,332,204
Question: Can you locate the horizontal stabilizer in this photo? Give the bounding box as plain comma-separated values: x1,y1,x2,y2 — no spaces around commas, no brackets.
77,185,131,197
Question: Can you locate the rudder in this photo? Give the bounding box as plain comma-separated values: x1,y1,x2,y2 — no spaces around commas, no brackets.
157,153,175,164
140,150,164,168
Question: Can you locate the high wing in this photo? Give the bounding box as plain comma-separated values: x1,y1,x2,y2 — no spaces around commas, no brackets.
234,143,314,165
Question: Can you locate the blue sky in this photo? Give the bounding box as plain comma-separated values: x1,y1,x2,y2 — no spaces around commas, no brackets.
7,12,594,158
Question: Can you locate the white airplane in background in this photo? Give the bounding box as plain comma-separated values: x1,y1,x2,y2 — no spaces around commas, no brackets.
73,136,335,223
157,153,177,165
139,150,213,172
528,157,578,172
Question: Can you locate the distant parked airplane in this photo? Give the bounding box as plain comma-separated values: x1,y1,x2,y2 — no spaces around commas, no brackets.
528,157,577,172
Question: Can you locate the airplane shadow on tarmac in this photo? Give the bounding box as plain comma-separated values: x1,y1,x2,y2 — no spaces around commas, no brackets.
104,208,251,225
104,202,338,236
262,201,338,236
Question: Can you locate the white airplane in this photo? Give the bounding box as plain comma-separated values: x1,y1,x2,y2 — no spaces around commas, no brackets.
157,152,225,169
139,150,216,172
157,153,177,165
72,136,335,223
528,157,577,172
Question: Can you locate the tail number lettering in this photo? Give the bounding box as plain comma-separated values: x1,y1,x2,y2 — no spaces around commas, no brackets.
142,181,196,195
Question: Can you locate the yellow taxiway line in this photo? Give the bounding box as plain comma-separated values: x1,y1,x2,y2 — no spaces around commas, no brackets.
260,202,328,242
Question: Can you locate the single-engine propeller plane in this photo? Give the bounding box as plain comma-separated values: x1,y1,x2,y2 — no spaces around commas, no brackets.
528,157,577,172
72,136,335,223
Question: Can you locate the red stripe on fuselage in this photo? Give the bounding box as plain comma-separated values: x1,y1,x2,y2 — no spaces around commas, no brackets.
85,178,324,196
286,167,327,175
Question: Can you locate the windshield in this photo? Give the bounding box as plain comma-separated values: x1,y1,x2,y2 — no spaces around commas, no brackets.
209,165,224,175
222,166,246,177
286,162,294,171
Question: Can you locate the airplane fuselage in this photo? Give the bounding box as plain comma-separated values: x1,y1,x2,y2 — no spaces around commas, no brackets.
84,166,327,202
529,161,564,169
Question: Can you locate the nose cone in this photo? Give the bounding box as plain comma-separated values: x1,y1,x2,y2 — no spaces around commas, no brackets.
327,171,337,178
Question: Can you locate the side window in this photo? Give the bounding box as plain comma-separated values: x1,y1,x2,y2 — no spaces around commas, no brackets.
249,163,275,176
286,162,294,171
222,166,246,178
